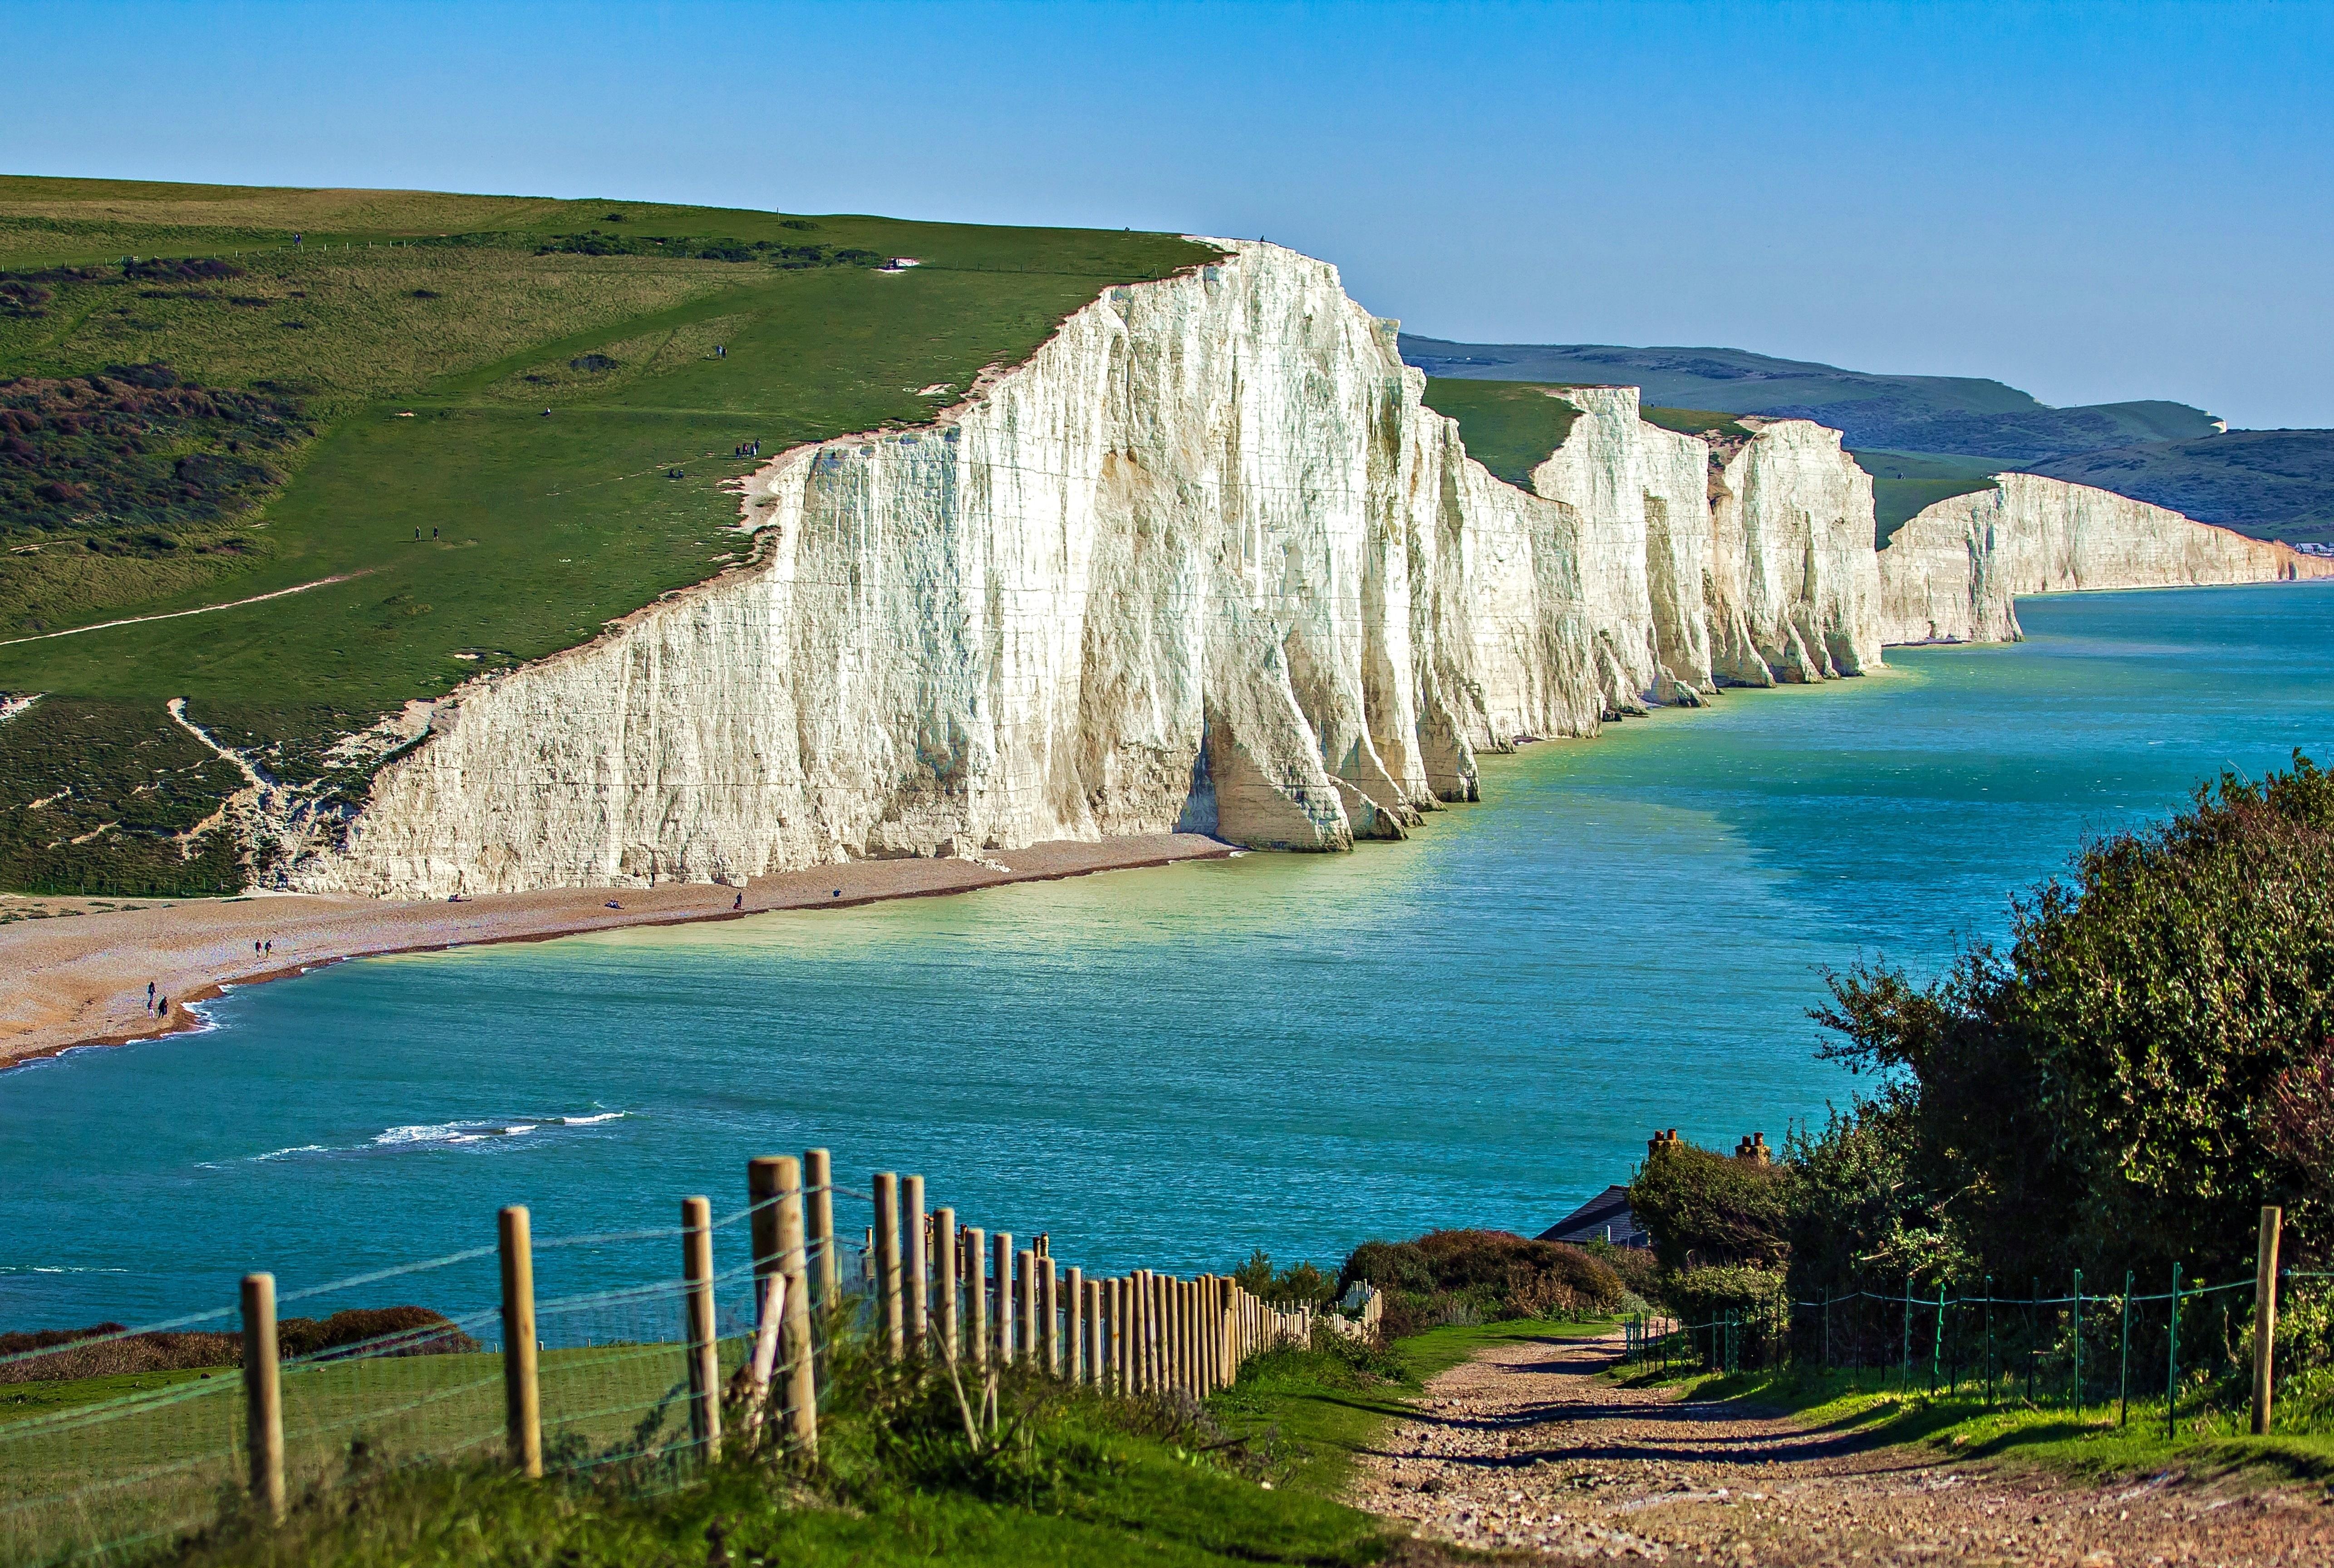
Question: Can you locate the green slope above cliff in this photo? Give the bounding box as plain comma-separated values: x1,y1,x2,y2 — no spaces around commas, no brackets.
0,176,1217,894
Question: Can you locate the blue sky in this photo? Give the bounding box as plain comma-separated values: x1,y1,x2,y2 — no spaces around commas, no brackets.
7,0,2329,426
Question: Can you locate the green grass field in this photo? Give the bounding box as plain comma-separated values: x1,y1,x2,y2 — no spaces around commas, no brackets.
0,176,1218,893
1418,377,1584,487
1848,447,2003,544
0,1339,715,1565
1638,405,1751,442
3,1317,1586,1568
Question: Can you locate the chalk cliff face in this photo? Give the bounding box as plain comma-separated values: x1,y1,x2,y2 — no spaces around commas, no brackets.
277,244,2330,898
287,244,1905,898
1709,418,1884,683
1877,473,2334,645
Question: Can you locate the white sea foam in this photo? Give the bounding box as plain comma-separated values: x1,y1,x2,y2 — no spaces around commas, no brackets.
555,1112,625,1126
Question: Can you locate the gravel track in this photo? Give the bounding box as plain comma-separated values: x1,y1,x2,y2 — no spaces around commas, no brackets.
1348,1331,2330,1565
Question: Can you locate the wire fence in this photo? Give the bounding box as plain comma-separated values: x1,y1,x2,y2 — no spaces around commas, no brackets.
0,1153,1359,1567
1622,1238,2334,1441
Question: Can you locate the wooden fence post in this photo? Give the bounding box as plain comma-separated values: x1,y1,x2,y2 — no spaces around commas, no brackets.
1017,1249,1037,1372
904,1176,928,1354
2255,1205,2283,1436
498,1205,542,1478
1083,1269,1101,1381
993,1232,1015,1365
766,1157,816,1454
1154,1271,1169,1393
805,1147,835,1384
965,1226,989,1370
1041,1254,1060,1376
933,1206,958,1362
746,1158,791,1440
241,1272,284,1524
1132,1271,1150,1392
1065,1265,1084,1383
873,1173,904,1360
1111,1277,1127,1391
682,1196,722,1460
1166,1277,1182,1396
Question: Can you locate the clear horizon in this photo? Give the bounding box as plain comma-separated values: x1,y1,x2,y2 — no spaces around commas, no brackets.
5,0,2328,428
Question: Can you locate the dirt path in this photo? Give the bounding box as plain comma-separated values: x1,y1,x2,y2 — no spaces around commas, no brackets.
1349,1332,2329,1565
0,571,369,647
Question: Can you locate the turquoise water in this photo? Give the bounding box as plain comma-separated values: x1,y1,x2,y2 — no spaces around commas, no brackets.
5,584,2332,1331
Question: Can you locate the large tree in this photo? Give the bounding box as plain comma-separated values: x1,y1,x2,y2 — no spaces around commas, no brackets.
1816,755,2334,1287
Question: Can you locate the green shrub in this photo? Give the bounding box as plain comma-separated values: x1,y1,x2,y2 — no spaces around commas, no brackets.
1625,1138,1791,1274
1656,1264,1788,1326
0,1307,475,1382
1338,1229,1622,1338
1230,1250,1336,1307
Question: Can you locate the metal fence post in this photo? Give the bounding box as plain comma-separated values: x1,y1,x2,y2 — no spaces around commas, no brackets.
2119,1268,2133,1428
1984,1275,1995,1409
1931,1283,1945,1396
2071,1269,2083,1415
2166,1261,2183,1441
1902,1279,1913,1390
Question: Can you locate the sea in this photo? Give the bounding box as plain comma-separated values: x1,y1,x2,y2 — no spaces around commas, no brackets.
5,583,2331,1333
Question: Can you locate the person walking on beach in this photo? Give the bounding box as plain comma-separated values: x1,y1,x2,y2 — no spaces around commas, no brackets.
733,892,742,910
147,980,156,1008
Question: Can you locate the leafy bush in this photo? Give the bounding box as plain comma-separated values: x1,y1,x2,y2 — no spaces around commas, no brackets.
533,232,886,269
1656,1264,1788,1327
1230,1249,1335,1307
1338,1228,1622,1337
1625,1138,1791,1274
0,363,305,546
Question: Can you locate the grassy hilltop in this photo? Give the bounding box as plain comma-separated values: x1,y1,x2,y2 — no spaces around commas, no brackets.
0,177,1215,895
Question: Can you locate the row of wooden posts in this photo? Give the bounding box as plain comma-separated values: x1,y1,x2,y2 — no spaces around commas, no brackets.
234,1149,1344,1519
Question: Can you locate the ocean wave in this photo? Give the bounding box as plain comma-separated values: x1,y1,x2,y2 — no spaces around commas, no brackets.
200,1112,627,1167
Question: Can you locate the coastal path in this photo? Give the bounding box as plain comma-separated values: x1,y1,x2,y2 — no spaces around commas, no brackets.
1349,1330,2329,1565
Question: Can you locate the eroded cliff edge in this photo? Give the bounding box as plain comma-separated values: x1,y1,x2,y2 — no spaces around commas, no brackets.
1877,473,2333,645
275,245,2321,898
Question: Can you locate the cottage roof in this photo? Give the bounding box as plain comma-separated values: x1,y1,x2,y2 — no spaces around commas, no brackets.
1536,1184,1649,1248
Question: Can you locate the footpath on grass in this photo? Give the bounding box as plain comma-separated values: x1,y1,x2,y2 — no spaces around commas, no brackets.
1338,1327,2334,1565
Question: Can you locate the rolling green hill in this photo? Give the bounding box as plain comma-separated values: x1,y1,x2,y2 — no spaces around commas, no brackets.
0,176,1217,894
1403,336,2332,544
1400,335,2223,460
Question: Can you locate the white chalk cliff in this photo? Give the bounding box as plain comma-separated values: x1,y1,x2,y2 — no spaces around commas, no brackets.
274,245,2323,898
1877,473,2333,645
